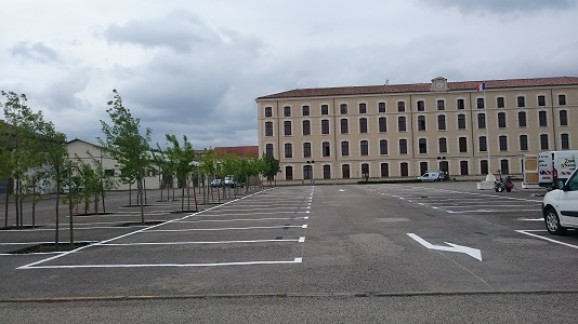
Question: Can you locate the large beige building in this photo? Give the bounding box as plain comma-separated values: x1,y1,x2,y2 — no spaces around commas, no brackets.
256,76,578,183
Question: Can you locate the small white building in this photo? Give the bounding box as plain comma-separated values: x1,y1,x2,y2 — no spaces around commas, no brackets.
67,139,162,191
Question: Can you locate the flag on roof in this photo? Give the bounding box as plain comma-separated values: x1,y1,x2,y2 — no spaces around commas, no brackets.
475,82,486,91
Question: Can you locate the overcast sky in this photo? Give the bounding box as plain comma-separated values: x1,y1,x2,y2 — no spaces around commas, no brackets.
2,0,578,149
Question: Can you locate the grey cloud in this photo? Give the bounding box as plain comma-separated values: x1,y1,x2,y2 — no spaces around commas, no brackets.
104,11,221,53
421,0,577,13
10,42,59,63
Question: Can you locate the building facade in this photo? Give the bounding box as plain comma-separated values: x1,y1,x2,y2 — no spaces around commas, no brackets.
256,76,578,182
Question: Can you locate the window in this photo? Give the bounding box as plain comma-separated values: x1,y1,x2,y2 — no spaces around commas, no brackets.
284,143,293,158
340,119,349,134
459,137,468,153
497,97,505,108
437,115,446,130
500,160,510,175
560,110,568,126
321,119,330,134
540,134,549,150
477,98,485,109
417,115,426,131
477,113,486,129
439,137,447,153
518,111,527,127
285,166,293,180
558,94,566,106
417,100,425,111
342,164,350,179
397,101,406,112
322,142,330,157
265,144,273,157
399,139,408,154
379,139,388,155
419,138,427,154
398,116,407,131
479,136,487,152
265,107,272,117
457,114,466,129
302,120,311,135
361,163,369,177
284,121,292,136
360,140,369,156
265,122,273,136
539,111,547,127
302,105,310,116
104,169,115,177
561,133,570,149
498,112,506,128
359,103,367,114
538,95,546,107
400,162,409,177
341,141,349,156
303,142,311,158
359,118,368,133
323,165,331,179
378,102,386,112
303,165,312,180
480,160,488,175
340,104,348,114
520,135,528,151
437,100,445,110
284,106,291,117
321,104,329,115
499,135,508,151
460,161,469,175
380,163,389,177
517,96,525,108
457,99,465,110
378,117,387,132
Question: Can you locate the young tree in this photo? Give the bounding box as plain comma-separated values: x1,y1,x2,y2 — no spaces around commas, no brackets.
165,134,197,212
200,148,218,203
1,91,68,243
100,90,151,225
260,154,280,186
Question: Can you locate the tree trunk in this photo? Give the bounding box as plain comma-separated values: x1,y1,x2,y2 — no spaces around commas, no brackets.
138,178,145,225
181,182,185,212
4,180,9,228
192,180,198,212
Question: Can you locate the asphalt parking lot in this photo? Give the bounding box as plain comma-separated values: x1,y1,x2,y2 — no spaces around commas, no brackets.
1,182,577,323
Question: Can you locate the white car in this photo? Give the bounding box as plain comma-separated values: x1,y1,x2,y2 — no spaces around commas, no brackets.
542,168,578,234
417,171,444,182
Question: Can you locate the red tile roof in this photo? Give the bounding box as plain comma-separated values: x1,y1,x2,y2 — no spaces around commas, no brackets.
257,76,578,100
213,146,259,158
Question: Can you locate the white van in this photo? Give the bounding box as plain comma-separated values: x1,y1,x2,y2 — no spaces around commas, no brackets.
417,171,445,182
542,168,578,234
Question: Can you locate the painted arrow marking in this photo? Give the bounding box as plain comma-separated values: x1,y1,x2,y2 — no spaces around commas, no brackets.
407,233,482,261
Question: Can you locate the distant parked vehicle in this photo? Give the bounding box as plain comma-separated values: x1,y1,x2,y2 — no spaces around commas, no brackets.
417,171,445,182
210,178,223,188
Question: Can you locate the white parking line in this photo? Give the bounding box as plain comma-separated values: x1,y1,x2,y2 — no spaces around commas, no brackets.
516,230,578,250
20,258,304,269
147,225,308,232
175,216,309,223
99,237,306,245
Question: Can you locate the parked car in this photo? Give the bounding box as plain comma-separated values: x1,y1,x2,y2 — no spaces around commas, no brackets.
417,171,445,182
542,168,578,234
210,178,223,188
211,176,242,188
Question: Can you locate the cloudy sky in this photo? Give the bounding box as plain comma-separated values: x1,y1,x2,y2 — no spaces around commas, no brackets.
1,0,577,149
